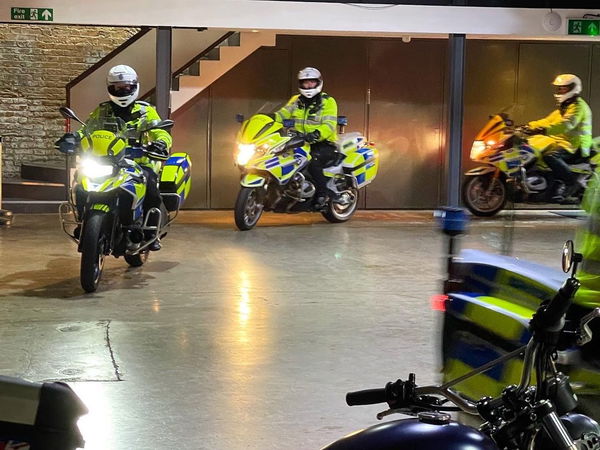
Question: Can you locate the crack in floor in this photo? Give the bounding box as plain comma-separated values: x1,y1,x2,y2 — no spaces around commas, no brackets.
103,319,123,381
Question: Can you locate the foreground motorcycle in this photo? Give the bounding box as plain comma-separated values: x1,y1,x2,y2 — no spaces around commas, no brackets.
0,376,87,449
233,114,379,230
58,107,191,292
326,241,600,449
463,112,600,217
440,237,600,419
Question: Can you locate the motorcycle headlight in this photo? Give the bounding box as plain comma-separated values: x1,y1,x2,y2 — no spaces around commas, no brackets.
470,140,488,160
236,144,256,166
81,158,114,179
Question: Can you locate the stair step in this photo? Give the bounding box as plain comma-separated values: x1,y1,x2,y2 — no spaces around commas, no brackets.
1,199,63,214
21,162,67,184
2,178,66,201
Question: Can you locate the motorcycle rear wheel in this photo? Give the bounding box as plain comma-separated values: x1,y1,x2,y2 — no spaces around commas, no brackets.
125,250,149,267
322,188,359,223
80,213,107,293
234,187,264,231
463,175,507,217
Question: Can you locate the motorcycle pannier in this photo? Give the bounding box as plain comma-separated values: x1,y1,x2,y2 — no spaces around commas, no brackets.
159,152,192,212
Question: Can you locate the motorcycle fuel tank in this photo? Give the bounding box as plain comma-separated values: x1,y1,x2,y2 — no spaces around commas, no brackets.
323,414,497,450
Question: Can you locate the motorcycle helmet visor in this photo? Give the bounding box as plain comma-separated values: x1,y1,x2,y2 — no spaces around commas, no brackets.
299,79,319,89
108,82,137,97
554,84,574,95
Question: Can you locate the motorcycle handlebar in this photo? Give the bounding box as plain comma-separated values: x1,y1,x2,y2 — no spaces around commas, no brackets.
531,278,580,333
346,388,388,406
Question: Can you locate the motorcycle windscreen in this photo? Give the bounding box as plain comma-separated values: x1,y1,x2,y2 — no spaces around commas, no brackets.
81,131,126,158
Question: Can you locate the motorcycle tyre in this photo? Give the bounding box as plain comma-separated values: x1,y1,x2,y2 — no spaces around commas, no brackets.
234,187,264,231
462,174,507,217
322,189,359,223
80,213,106,293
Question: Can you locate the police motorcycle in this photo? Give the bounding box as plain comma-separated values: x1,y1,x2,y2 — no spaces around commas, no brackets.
233,114,379,230
463,112,600,217
57,107,191,293
325,238,600,450
439,210,600,422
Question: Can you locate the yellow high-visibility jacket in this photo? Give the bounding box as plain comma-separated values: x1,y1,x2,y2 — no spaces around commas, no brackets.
575,169,600,307
274,93,338,142
528,96,592,156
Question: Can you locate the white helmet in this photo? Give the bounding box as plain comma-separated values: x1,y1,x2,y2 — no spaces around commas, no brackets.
552,74,582,104
107,65,139,107
298,67,323,99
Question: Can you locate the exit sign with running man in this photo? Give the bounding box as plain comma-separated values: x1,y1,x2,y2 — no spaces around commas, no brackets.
568,18,600,36
10,7,53,22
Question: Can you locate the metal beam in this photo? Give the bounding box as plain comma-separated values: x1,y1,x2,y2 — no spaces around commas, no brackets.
155,27,172,119
446,33,466,207
2,2,599,38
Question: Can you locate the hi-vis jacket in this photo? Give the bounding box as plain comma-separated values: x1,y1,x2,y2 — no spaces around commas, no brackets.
576,169,600,308
528,96,592,156
78,101,172,173
274,93,338,142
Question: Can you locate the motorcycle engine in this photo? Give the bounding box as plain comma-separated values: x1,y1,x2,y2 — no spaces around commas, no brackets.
287,173,315,199
526,176,547,192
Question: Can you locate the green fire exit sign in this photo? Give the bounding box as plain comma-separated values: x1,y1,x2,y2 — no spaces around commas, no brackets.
568,18,600,36
10,7,53,21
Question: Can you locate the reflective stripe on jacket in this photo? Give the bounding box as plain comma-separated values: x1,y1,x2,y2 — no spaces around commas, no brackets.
528,96,592,156
274,93,338,142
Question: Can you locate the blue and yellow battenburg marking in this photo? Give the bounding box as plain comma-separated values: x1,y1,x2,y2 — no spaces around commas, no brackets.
159,153,192,209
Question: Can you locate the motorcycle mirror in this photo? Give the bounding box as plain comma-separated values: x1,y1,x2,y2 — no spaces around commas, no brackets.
337,116,348,126
59,106,85,125
152,119,174,131
283,119,295,128
562,240,574,273
562,240,583,275
140,119,174,133
236,114,245,123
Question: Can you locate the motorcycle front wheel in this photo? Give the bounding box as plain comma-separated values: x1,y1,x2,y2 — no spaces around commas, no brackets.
322,188,359,223
462,174,507,217
80,213,107,293
234,187,264,231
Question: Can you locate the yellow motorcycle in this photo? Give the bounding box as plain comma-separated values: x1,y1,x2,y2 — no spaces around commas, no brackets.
233,115,379,230
57,107,191,292
463,113,600,217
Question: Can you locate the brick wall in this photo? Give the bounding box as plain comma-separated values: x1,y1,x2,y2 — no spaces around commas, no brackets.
0,24,138,178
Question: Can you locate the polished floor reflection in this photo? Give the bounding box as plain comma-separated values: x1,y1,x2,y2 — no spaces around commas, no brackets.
0,211,578,449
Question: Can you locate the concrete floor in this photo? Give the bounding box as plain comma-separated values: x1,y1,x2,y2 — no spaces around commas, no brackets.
0,210,580,449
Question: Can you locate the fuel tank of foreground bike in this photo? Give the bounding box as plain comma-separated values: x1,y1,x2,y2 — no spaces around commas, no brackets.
323,416,497,450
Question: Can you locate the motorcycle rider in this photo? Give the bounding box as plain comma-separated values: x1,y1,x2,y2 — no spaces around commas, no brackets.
274,67,339,208
526,74,592,203
570,168,600,366
57,65,171,251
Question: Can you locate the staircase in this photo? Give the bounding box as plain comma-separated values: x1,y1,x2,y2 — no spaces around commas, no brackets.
170,31,276,112
2,162,67,213
67,28,277,117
